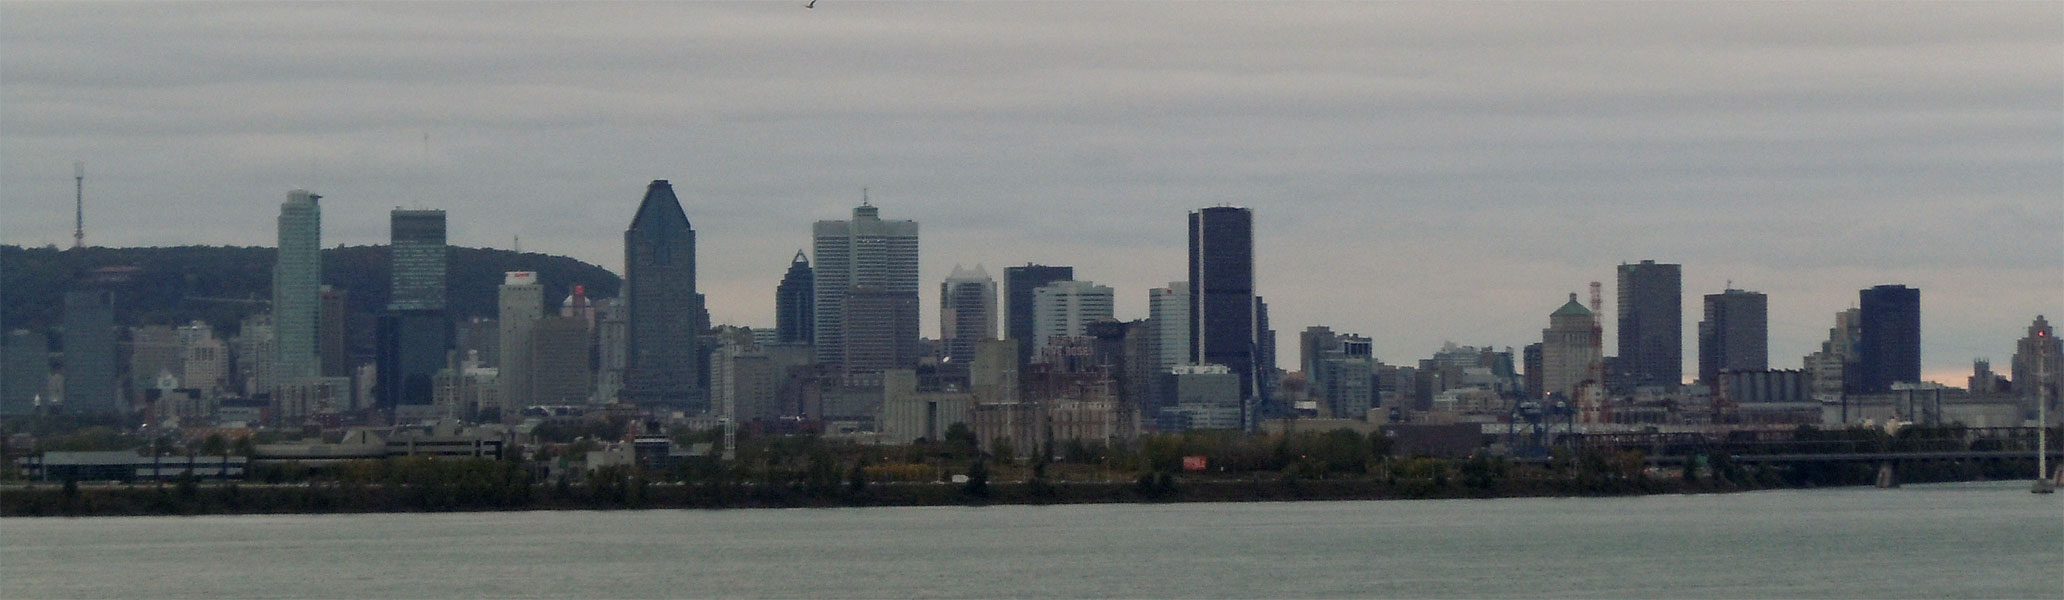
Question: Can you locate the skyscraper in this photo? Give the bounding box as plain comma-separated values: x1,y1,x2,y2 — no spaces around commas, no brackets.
622,180,710,409
1616,260,1682,391
496,271,543,412
1148,282,1190,373
1698,288,1768,386
376,209,452,415
387,209,448,311
775,250,814,344
2012,315,2061,410
61,290,118,415
1541,293,1601,401
1004,264,1073,368
940,265,997,366
1855,284,1920,393
1189,207,1257,401
1031,280,1114,357
812,202,919,373
273,189,322,383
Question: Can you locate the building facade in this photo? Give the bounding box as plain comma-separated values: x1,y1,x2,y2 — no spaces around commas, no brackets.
1031,280,1115,358
775,250,814,345
939,264,997,367
496,271,543,412
811,202,918,373
1855,284,1920,393
1540,293,1600,402
621,180,710,409
62,290,118,415
273,189,322,383
1698,288,1768,387
1003,264,1074,368
1615,260,1681,391
388,209,448,311
1188,206,1258,405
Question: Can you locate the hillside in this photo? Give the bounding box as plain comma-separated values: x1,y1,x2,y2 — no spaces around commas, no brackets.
0,244,621,337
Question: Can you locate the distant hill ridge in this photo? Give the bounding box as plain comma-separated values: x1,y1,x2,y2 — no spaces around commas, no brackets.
1,244,621,336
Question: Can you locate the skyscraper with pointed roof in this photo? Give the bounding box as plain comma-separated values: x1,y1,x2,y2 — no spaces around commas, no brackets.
621,180,709,409
776,251,814,345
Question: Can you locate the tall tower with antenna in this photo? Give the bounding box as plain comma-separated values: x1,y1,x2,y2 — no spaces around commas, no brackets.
73,161,85,249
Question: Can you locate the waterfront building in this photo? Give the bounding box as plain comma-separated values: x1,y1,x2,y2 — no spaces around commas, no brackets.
1188,206,1258,406
1003,264,1074,368
1698,288,1768,387
1540,293,1601,402
273,189,322,383
1855,285,1920,393
940,265,997,367
811,202,918,373
497,271,543,412
776,251,814,345
1616,260,1681,391
1032,280,1115,358
621,180,710,409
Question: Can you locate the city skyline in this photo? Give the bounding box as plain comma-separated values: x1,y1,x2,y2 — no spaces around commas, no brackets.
2,3,2058,385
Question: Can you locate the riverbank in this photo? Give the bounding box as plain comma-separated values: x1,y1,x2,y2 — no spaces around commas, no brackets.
0,470,2011,517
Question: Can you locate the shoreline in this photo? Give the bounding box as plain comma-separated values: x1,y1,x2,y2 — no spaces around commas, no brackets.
0,473,1992,518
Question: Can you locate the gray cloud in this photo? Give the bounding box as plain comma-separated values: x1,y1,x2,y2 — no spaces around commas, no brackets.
4,2,2058,383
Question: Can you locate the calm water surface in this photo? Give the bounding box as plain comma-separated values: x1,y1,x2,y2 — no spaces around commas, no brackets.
4,481,2059,599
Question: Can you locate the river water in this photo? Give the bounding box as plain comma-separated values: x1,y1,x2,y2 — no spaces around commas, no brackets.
3,481,2058,599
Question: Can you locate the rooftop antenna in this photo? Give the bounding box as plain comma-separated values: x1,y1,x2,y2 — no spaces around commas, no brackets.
72,161,84,249
862,187,870,206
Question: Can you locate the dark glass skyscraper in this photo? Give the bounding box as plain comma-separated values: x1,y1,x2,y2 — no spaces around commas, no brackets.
775,250,814,344
1615,260,1682,391
376,208,451,413
61,290,118,416
1856,284,1920,393
1189,207,1257,406
387,209,448,311
621,180,709,409
1003,264,1072,368
1697,288,1767,387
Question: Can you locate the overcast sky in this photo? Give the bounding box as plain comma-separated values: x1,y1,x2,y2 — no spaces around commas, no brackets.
4,2,2059,384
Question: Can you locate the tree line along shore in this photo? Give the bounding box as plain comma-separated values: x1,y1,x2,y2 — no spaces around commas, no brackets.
4,425,2041,517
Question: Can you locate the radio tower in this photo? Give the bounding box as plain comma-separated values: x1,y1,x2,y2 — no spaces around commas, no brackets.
73,161,85,249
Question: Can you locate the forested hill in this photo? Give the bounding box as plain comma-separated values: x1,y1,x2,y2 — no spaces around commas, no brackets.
1,244,621,335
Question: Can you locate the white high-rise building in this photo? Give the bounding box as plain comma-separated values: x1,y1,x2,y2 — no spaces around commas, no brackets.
812,202,920,372
1149,282,1190,371
1032,280,1114,357
497,272,543,413
1540,293,1601,402
940,264,997,367
273,189,322,382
